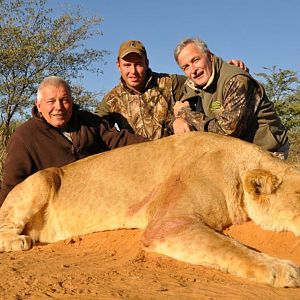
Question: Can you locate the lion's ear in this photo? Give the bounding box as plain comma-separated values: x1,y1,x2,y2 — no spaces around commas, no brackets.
243,169,282,200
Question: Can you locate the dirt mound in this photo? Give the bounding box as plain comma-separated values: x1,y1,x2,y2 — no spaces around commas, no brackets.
1,222,300,299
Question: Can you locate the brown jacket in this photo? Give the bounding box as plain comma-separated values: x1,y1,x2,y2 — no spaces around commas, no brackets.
0,106,147,205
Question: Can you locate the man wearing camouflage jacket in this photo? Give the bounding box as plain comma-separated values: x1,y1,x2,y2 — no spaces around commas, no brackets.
173,37,288,159
96,40,186,140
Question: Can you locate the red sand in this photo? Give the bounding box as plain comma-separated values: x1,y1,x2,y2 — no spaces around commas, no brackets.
0,221,300,299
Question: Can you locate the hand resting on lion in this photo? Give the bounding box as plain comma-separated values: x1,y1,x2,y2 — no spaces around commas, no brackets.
0,131,300,288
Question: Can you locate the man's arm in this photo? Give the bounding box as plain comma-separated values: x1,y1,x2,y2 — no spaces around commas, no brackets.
96,94,135,133
95,96,111,117
95,96,116,125
175,75,256,136
98,119,148,150
170,74,193,134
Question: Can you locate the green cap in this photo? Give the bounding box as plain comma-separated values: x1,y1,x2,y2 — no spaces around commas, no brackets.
118,40,147,59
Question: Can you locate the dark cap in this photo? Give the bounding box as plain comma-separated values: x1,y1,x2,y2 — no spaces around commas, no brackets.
118,40,147,59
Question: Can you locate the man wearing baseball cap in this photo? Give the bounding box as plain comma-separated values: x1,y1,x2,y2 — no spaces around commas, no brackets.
96,40,247,140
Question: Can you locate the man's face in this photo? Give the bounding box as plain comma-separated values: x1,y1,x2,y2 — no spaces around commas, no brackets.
177,43,213,87
117,52,148,92
35,84,73,128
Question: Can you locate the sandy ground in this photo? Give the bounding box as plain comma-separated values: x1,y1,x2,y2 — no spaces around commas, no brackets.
0,221,300,300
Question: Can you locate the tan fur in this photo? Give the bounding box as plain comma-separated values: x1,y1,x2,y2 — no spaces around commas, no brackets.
1,132,300,287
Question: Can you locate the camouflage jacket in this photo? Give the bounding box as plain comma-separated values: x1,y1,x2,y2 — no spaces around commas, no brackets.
96,69,186,140
177,56,288,152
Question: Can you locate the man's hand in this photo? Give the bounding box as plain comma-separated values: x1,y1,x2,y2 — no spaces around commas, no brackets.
174,101,190,117
227,59,249,72
173,117,191,135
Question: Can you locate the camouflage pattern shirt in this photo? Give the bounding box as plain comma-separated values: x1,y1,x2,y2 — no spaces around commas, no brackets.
96,69,186,140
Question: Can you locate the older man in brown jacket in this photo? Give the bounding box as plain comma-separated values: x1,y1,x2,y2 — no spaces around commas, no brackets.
0,76,147,205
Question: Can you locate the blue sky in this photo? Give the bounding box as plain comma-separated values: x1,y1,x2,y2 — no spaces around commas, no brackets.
50,0,300,96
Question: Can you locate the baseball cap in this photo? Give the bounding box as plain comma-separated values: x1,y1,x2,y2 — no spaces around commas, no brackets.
118,40,147,59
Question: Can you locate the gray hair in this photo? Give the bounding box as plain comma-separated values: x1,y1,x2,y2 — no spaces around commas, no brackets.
174,37,210,64
37,76,72,101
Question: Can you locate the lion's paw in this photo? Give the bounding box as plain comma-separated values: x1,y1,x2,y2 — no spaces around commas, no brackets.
0,234,32,252
254,257,300,288
271,260,300,288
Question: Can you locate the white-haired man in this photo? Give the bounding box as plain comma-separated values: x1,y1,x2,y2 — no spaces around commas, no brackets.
0,76,146,205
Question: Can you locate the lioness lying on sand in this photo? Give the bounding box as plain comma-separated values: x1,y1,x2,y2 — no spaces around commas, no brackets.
0,132,300,287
